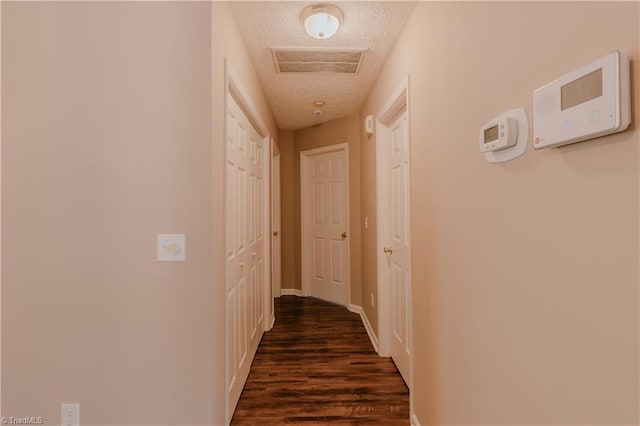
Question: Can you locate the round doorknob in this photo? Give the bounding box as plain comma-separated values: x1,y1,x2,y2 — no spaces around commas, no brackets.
341,232,347,238
384,246,393,254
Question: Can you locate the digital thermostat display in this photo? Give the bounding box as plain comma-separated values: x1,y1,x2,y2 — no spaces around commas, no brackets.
561,68,603,111
479,108,528,164
484,125,499,144
478,117,517,153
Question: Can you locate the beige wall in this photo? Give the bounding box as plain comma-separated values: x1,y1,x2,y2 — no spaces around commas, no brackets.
361,2,639,424
214,4,278,145
3,1,638,425
359,117,379,330
289,115,362,306
2,2,215,424
278,130,296,289
2,2,278,425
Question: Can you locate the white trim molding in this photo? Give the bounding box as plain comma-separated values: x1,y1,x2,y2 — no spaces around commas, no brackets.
280,288,304,297
411,413,421,426
269,314,275,330
348,304,379,353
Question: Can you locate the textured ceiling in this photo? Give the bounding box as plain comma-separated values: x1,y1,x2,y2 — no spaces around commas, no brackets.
229,1,416,130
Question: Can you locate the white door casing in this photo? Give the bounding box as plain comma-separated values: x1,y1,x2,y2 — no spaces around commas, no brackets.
0,5,3,416
224,62,271,424
272,146,281,300
265,140,274,330
301,144,349,307
376,78,413,390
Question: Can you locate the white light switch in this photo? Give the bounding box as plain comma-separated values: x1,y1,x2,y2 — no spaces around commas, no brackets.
157,234,186,262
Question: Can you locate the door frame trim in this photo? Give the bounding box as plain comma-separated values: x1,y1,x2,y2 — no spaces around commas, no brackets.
223,59,272,425
0,5,4,414
271,139,281,315
375,76,413,398
300,143,350,307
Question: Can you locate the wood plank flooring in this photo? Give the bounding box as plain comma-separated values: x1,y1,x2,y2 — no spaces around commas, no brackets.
231,296,410,425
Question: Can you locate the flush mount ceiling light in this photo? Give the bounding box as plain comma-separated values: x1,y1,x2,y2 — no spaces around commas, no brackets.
300,4,344,39
313,100,326,107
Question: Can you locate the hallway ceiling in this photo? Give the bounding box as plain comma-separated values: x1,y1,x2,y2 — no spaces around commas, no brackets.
229,1,415,130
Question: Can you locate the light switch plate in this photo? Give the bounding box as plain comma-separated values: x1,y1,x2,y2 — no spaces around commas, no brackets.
157,234,186,262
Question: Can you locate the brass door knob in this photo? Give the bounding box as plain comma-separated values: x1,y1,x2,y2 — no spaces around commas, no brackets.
341,232,347,238
384,246,393,254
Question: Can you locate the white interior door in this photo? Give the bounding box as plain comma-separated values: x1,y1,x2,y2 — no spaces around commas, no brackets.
272,153,281,298
387,110,411,385
226,95,265,415
301,145,349,307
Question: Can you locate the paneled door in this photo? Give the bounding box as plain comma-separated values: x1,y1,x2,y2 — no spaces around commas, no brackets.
226,95,265,415
388,110,411,385
301,145,349,307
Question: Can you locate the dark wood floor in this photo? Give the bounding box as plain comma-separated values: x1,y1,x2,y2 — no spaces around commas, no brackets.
231,296,409,425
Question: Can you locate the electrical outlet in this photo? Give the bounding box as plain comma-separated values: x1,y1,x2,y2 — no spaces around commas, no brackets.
61,403,80,426
371,293,375,308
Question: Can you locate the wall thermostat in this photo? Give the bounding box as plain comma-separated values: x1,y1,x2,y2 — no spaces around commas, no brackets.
533,50,631,149
479,117,518,153
479,108,528,163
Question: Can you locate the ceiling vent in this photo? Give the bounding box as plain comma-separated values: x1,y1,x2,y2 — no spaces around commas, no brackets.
271,48,366,74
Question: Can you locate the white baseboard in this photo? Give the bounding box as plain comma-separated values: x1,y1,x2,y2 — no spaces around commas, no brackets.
411,413,421,426
348,304,379,353
280,288,303,297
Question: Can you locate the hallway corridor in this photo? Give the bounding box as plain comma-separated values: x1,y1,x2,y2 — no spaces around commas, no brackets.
231,296,409,425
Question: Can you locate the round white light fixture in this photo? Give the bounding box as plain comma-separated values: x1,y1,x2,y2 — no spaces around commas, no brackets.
300,4,343,40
